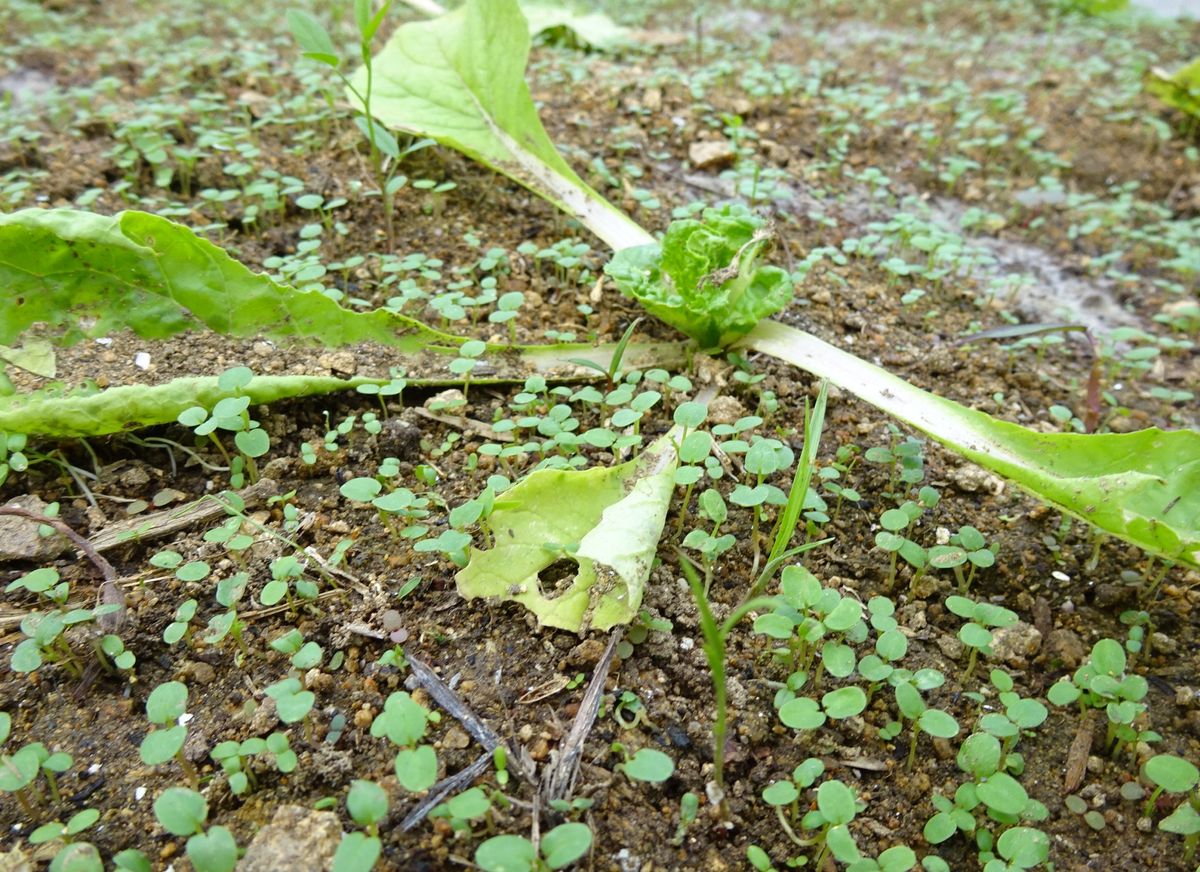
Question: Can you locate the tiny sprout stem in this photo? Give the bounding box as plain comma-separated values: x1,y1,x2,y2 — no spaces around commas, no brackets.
906,723,920,773
242,452,260,485
678,552,728,818
1143,785,1164,819
674,481,696,539
812,832,832,872
42,768,61,803
1141,560,1173,603
12,787,36,819
175,749,200,790
963,646,979,683
774,805,807,848
207,433,233,468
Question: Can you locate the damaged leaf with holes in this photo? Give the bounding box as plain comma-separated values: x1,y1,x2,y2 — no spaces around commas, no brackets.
455,430,680,632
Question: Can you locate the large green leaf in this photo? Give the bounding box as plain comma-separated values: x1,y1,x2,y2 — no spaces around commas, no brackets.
0,208,460,351
354,0,652,251
744,320,1200,568
1147,57,1200,120
456,430,679,631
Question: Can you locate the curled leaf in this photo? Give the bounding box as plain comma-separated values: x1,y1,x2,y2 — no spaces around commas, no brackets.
605,205,792,348
455,431,679,631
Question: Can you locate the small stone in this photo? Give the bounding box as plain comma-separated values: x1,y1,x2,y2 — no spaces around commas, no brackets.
353,706,374,729
0,495,71,562
989,622,1042,662
567,638,607,668
760,138,790,165
1136,816,1153,833
1149,632,1177,654
936,634,964,660
642,87,662,112
688,139,737,170
1094,583,1136,609
316,351,358,376
707,395,747,427
442,726,470,750
948,464,1005,496
304,669,332,692
249,696,280,734
1174,686,1197,707
238,805,342,872
910,571,950,599
425,388,465,409
1047,629,1086,668
180,661,216,686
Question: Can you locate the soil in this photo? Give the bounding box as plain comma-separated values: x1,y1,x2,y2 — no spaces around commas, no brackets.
1,0,1199,870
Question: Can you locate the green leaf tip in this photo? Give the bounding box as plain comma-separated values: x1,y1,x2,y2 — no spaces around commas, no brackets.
455,430,680,631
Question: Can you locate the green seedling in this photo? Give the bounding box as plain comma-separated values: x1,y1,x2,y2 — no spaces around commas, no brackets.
177,367,270,486
671,792,700,846
473,822,592,872
153,787,238,872
729,434,794,573
211,732,297,795
945,595,1019,683
261,554,319,607
163,598,198,645
1,715,75,815
0,430,28,486
762,757,825,829
270,629,324,671
612,691,654,730
340,473,432,541
754,564,866,688
678,553,775,817
356,366,408,418
29,808,99,848
139,681,198,788
799,779,865,869
332,780,388,872
264,678,316,740
1046,638,1155,757
431,786,493,834
750,381,829,599
892,680,960,773
928,526,995,593
977,826,1051,871
371,691,439,792
681,487,736,592
449,339,487,399
613,744,675,783
873,501,928,590
1141,754,1199,822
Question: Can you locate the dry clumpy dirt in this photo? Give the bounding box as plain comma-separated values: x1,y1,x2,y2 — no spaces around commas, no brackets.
1,0,1199,870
